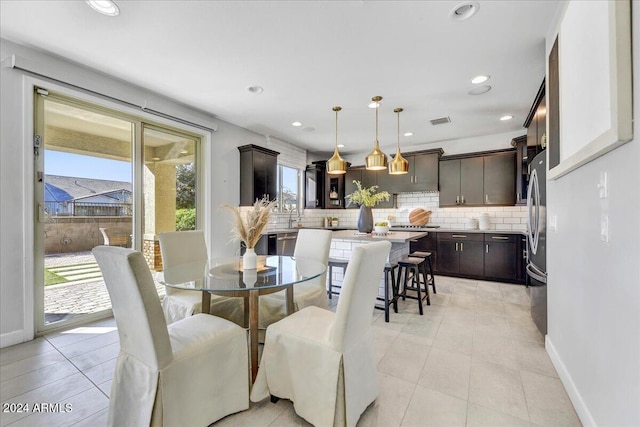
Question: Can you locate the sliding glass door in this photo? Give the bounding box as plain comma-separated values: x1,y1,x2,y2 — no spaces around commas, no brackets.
34,89,201,332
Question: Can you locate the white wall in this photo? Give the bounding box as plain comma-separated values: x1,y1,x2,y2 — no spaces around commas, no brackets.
0,39,304,346
545,5,640,426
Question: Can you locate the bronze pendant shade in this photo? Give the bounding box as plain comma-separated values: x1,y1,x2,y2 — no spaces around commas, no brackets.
365,96,388,170
327,106,347,174
389,107,409,175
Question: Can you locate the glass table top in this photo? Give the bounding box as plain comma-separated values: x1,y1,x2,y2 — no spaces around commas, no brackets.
161,255,326,293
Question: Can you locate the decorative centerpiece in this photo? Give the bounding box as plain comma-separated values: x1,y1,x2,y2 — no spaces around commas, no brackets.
222,197,276,270
346,180,390,233
374,221,390,234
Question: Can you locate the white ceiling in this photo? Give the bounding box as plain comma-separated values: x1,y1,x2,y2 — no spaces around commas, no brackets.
0,0,560,156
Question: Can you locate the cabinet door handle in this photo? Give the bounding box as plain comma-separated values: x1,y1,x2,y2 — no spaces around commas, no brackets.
517,192,521,202
460,243,464,251
461,195,465,204
491,236,509,240
485,194,489,203
452,234,467,238
486,244,489,253
455,242,459,251
456,195,460,204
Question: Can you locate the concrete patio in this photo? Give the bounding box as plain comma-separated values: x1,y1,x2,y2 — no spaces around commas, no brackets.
44,251,165,324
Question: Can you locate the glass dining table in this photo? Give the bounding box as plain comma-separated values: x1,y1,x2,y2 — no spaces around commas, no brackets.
161,255,326,382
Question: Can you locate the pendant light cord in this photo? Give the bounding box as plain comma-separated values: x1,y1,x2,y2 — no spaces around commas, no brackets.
335,108,338,148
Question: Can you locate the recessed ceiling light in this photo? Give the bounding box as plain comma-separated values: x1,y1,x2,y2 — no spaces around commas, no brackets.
500,115,514,121
302,127,315,132
471,75,490,84
247,86,264,94
337,144,345,148
468,85,492,95
368,101,380,109
449,1,479,21
404,132,414,137
291,121,302,127
85,0,120,16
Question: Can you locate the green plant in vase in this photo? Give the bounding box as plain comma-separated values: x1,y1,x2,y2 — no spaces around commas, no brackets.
346,180,390,233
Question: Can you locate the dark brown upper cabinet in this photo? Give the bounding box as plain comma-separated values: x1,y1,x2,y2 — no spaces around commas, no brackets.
384,150,442,193
238,144,279,206
439,150,516,207
524,80,546,159
306,161,350,209
511,135,529,205
483,151,516,205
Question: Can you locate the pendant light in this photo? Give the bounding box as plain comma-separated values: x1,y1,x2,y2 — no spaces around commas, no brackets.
327,106,347,174
389,108,409,174
365,96,388,170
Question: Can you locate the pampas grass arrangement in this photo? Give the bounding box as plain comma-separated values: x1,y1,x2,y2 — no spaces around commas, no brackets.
222,197,276,249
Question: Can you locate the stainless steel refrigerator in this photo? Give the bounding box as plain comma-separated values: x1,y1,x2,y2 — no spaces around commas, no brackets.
526,150,547,335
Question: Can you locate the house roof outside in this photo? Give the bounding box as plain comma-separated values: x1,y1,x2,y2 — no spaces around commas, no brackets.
44,175,132,202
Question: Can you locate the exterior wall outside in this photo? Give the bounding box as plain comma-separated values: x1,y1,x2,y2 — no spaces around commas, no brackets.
44,216,131,254
544,5,640,426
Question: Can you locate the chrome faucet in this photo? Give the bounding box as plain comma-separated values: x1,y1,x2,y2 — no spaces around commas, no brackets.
288,207,300,229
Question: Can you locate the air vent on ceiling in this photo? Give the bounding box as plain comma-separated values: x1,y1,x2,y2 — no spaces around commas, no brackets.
430,116,451,125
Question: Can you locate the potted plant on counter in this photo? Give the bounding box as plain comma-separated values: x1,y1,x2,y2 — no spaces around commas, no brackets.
346,180,390,233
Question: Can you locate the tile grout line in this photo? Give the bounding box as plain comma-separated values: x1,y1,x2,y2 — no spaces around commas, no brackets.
44,335,111,400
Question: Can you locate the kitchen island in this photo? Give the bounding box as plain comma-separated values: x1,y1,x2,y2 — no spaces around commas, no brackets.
328,230,430,299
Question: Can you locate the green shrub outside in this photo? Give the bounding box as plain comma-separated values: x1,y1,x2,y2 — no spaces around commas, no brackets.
176,208,196,231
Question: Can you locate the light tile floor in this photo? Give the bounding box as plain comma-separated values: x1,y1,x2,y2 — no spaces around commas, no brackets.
0,276,582,426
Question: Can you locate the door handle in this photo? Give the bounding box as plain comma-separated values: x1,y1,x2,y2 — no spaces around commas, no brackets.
455,242,459,251
456,195,460,204
485,194,489,204
452,235,467,238
491,236,509,240
486,244,489,253
461,195,465,204
460,243,464,251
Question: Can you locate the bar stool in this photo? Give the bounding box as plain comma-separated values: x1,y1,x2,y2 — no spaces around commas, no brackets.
409,251,436,294
375,262,399,322
327,258,349,299
397,256,430,315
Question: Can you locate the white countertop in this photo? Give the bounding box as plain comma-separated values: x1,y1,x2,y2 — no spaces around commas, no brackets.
330,230,429,243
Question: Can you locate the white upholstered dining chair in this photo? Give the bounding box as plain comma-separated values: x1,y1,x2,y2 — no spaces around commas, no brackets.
159,230,244,325
251,240,392,427
258,228,332,328
93,246,249,427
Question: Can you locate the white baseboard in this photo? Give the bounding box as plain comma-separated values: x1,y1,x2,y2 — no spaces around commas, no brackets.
0,329,28,348
546,336,597,427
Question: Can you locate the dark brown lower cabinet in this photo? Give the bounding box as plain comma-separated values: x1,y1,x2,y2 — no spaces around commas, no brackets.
434,232,524,283
484,234,518,281
436,233,484,278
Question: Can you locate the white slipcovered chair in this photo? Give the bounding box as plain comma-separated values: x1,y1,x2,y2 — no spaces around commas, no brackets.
159,230,244,325
258,228,332,328
93,246,249,427
250,240,392,427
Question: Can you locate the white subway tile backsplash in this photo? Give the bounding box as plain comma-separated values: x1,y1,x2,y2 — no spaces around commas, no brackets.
288,191,527,232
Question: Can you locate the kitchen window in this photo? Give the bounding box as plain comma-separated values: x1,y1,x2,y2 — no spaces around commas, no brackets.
277,165,301,212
